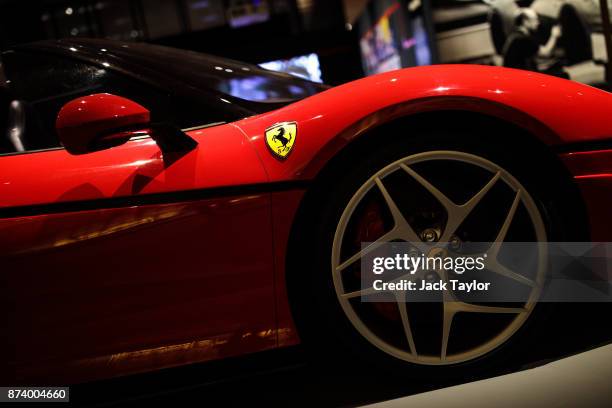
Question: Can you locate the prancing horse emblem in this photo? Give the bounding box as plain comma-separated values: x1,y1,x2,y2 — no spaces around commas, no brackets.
265,122,297,160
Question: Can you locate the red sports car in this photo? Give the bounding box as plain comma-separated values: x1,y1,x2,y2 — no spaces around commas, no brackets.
1,39,611,385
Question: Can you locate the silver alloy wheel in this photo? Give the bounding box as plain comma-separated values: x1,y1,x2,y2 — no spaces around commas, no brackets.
331,151,547,365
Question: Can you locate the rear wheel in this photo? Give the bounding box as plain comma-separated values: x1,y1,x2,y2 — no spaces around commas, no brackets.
290,131,567,375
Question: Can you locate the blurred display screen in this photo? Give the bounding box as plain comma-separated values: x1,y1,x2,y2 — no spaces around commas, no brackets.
259,53,323,83
96,1,138,40
142,0,183,39
227,76,316,101
227,0,270,28
186,0,226,30
358,0,434,75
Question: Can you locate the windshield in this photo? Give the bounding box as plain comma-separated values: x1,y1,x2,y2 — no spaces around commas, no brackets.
72,40,330,104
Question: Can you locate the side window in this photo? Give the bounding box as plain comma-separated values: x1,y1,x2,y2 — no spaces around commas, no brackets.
1,51,185,154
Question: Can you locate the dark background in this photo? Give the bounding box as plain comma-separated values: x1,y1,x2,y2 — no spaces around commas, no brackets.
0,0,364,85
1,0,609,87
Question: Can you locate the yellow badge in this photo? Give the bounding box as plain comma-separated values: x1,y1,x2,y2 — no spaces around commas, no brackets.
265,122,297,160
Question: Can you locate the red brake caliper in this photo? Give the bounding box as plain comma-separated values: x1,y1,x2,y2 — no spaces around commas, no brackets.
352,200,400,321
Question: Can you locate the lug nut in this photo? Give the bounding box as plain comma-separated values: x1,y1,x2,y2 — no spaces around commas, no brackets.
450,235,462,251
421,228,438,242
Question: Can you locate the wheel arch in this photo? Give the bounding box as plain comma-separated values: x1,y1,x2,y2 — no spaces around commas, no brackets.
299,96,562,181
287,102,590,296
285,103,590,345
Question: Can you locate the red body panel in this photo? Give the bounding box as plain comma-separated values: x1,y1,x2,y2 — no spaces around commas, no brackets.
560,150,612,241
0,124,267,208
2,195,276,384
269,190,305,348
2,64,612,384
0,124,275,384
235,65,612,182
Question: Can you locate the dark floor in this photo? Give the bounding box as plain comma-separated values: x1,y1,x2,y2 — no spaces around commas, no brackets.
68,303,612,407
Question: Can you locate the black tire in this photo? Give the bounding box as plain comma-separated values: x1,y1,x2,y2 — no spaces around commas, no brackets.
288,124,581,378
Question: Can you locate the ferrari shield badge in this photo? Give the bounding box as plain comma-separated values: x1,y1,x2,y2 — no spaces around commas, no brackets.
265,122,297,160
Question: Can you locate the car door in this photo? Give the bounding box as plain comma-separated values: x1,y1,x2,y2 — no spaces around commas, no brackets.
0,51,276,384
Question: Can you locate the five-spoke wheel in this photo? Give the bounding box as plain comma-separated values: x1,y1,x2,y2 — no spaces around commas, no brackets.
331,151,547,365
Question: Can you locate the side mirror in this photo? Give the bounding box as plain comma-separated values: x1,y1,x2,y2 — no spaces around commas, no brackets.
56,93,197,155
56,93,150,155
